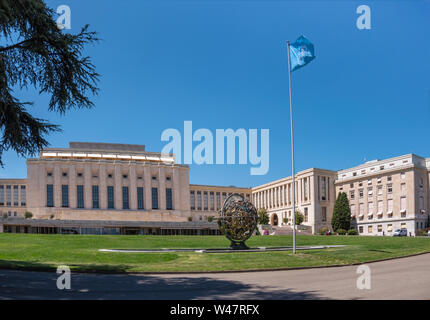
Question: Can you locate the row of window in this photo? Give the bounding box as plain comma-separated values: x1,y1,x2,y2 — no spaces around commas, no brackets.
359,223,407,234
351,197,412,219
190,191,250,211
47,185,172,210
47,171,172,181
0,185,26,206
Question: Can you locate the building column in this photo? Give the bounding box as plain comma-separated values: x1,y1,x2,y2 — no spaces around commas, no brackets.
159,167,166,210
84,164,92,209
130,164,137,210
144,166,151,210
172,168,180,211
70,165,77,208
114,165,122,209
53,165,60,208
99,164,107,209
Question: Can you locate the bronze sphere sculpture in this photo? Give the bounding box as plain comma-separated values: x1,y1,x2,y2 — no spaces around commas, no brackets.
218,193,258,250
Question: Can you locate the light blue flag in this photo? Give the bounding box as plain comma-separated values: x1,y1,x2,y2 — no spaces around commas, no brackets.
289,35,315,72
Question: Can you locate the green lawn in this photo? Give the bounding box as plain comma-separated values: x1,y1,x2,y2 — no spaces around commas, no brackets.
0,233,429,273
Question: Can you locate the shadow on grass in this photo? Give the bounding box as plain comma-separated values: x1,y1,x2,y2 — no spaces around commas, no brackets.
0,259,132,273
0,267,323,300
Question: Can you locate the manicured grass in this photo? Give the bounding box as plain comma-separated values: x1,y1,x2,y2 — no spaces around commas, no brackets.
0,233,429,272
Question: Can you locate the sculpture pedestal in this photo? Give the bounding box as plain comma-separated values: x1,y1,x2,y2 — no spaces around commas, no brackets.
229,241,249,250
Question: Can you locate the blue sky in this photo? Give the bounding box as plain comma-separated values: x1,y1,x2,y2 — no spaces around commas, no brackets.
2,0,429,188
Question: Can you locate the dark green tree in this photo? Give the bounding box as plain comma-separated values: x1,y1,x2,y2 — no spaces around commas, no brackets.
0,0,99,165
295,210,304,226
257,208,269,225
332,192,351,232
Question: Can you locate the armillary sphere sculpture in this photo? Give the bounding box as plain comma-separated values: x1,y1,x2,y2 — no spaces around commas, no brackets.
218,193,258,250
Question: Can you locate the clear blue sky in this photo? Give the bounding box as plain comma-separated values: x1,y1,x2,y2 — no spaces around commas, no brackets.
2,0,429,188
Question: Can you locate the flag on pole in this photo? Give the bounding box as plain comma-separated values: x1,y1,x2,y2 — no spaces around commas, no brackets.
289,35,315,72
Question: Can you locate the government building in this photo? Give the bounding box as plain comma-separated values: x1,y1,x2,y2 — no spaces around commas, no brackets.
0,142,428,236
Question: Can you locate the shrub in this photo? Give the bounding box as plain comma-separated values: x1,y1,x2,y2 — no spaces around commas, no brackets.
207,216,214,223
188,216,193,222
283,217,288,224
337,228,347,235
257,209,269,225
318,227,329,235
24,211,33,219
295,211,304,226
348,229,358,235
50,214,55,219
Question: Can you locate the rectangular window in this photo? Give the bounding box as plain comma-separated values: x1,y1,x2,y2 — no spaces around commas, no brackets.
304,179,308,201
304,207,308,222
92,185,99,209
359,226,363,233
387,199,393,214
350,190,355,200
400,183,406,194
122,186,129,209
377,225,382,233
20,186,26,206
47,184,54,207
0,186,3,206
368,225,373,233
77,185,84,208
197,191,202,210
137,187,144,210
210,192,214,210
203,192,208,210
377,185,382,195
6,186,12,206
152,188,158,209
359,203,364,217
321,207,327,222
387,184,393,194
387,224,393,232
61,185,69,207
350,204,355,216
107,186,115,209
419,196,424,212
321,177,327,200
401,223,406,229
377,200,383,214
13,186,18,206
368,202,373,215
400,196,406,212
190,191,195,210
400,172,405,179
216,192,221,209
166,188,172,210
359,189,364,198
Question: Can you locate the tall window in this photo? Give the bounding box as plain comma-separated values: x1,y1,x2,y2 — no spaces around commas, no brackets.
190,191,195,210
92,185,99,209
350,190,355,200
387,199,393,214
304,179,308,201
321,177,327,200
152,187,158,209
61,185,69,207
377,200,383,214
166,188,172,210
0,186,4,205
321,207,327,222
122,186,129,209
47,184,54,207
350,204,356,217
107,186,114,209
400,196,406,212
368,202,373,215
216,192,221,209
203,192,208,210
77,185,84,208
197,191,202,210
20,186,26,206
304,207,308,222
210,192,214,210
13,186,18,206
137,187,144,210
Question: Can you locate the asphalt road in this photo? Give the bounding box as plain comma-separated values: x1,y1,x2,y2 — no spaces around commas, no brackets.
1,253,430,300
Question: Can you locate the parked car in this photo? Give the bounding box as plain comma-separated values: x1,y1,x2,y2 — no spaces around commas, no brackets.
393,228,407,237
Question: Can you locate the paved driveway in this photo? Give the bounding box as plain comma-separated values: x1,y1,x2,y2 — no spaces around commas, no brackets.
1,253,430,299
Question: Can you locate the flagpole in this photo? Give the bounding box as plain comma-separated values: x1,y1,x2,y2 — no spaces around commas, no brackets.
286,40,296,254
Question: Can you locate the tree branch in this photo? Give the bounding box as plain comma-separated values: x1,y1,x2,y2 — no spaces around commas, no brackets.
0,38,34,53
